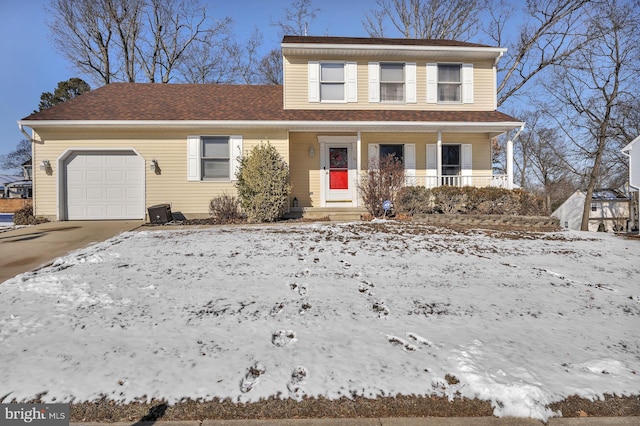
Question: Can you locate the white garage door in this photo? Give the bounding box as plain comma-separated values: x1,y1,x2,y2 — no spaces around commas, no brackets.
64,151,144,220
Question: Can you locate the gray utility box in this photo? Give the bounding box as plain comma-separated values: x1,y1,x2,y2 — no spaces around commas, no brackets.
147,204,173,224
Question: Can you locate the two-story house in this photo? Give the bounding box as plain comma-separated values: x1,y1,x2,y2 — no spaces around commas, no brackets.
18,36,523,221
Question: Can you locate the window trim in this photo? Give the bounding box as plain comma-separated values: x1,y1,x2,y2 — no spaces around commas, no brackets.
201,136,231,181
427,62,473,104
187,135,242,182
437,63,463,104
309,61,357,103
319,62,346,103
379,62,406,103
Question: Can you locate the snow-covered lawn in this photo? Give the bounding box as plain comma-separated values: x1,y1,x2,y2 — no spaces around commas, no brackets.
0,222,638,421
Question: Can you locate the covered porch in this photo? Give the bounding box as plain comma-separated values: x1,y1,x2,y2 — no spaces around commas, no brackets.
288,122,524,212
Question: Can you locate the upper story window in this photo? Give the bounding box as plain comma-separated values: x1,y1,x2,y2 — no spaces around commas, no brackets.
320,63,345,101
308,61,357,103
427,63,473,104
187,135,243,182
368,61,416,104
380,63,405,102
438,64,462,103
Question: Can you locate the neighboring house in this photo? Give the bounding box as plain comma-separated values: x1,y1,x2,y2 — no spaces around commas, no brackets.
622,135,640,230
0,160,33,199
552,188,632,233
18,36,524,221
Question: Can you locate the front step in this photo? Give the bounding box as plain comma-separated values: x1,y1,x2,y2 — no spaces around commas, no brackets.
285,207,368,221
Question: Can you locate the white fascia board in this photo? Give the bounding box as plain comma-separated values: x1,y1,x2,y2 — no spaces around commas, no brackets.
282,43,507,61
19,120,523,136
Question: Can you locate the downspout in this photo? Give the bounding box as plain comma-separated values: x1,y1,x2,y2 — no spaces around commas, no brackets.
506,123,525,190
19,123,32,142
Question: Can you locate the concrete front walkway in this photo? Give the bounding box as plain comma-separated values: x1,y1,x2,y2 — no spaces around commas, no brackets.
0,220,144,283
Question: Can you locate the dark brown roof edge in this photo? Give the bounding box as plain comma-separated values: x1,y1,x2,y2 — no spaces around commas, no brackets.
282,35,494,49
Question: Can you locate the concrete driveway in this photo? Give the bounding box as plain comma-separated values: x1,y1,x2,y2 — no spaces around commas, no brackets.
0,220,144,284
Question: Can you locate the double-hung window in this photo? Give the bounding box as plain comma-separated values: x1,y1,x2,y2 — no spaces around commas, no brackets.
320,63,345,101
187,135,242,181
380,63,405,102
427,63,473,104
309,61,357,103
438,64,462,103
368,62,416,103
201,136,230,180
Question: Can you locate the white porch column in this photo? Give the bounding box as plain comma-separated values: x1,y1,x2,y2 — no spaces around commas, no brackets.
437,130,442,186
506,139,514,190
356,130,362,207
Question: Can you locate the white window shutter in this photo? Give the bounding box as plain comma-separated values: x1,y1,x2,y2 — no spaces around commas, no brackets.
346,62,358,103
230,135,243,181
462,63,474,104
368,143,379,170
308,61,320,103
368,62,380,103
404,143,416,185
406,62,416,103
187,135,201,181
426,63,437,103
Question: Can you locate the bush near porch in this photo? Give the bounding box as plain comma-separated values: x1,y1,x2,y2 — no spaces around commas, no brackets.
396,186,547,217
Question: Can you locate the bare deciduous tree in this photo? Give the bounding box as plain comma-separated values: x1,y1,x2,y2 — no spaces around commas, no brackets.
0,140,32,174
272,0,320,36
47,0,233,85
255,0,320,85
258,49,284,85
544,0,640,230
489,0,591,107
363,0,484,40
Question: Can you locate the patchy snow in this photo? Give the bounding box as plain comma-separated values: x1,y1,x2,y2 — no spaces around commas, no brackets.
0,222,638,421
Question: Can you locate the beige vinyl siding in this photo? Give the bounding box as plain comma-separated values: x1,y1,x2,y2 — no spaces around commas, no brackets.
32,128,288,219
284,55,495,110
441,132,492,175
289,132,357,208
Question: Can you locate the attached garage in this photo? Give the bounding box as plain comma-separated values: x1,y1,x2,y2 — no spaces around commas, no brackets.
61,150,145,220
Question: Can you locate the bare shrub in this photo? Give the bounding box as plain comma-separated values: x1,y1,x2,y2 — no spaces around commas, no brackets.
208,194,245,224
13,205,49,225
431,186,468,214
396,186,434,215
360,154,405,217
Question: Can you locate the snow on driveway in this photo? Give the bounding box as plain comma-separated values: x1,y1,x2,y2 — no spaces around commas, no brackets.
0,222,638,421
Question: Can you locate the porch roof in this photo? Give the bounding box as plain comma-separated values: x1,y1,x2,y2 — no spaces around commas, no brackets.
20,83,522,133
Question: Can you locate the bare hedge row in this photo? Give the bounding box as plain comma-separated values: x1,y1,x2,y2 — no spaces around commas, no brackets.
395,186,548,217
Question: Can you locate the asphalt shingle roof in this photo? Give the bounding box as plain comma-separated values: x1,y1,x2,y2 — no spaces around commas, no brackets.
282,35,494,49
22,83,520,123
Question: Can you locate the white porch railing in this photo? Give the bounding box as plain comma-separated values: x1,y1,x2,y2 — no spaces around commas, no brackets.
406,174,509,189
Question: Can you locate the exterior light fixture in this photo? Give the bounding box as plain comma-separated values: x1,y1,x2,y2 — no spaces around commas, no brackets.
309,146,315,158
150,159,158,171
40,160,50,171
